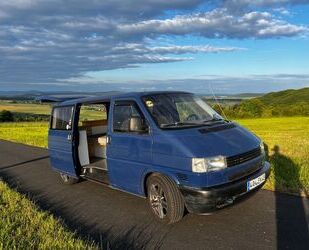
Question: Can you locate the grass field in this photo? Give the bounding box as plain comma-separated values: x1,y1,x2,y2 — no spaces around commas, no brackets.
237,117,309,196
0,100,106,121
0,117,308,195
0,181,94,249
0,122,48,148
0,101,51,115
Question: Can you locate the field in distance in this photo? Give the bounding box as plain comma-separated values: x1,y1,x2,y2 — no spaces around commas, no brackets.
0,100,105,121
0,100,51,115
0,117,308,196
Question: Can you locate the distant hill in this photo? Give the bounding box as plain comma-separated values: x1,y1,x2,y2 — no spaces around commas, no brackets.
230,93,263,98
253,88,309,106
215,88,309,118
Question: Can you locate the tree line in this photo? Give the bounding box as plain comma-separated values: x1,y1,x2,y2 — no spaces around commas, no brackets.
211,99,309,119
0,110,50,122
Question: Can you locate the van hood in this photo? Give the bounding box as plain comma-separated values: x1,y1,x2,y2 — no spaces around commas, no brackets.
172,123,260,158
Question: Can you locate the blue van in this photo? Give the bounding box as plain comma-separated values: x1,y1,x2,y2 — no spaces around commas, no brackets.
48,91,270,224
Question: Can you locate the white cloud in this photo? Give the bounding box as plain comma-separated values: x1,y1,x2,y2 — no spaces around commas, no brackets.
112,44,243,54
118,9,307,38
0,1,308,86
0,0,203,21
274,7,291,16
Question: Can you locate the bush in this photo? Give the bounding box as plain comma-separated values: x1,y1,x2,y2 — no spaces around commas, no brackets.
0,110,50,122
12,112,50,122
0,110,14,122
213,101,309,119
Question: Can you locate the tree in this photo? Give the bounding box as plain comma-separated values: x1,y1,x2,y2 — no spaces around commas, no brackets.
0,110,14,122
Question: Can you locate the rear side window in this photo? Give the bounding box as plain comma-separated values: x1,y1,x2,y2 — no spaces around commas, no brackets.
78,103,108,127
51,106,74,130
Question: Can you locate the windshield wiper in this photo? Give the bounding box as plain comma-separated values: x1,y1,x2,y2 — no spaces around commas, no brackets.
161,117,228,128
160,121,201,128
202,117,226,124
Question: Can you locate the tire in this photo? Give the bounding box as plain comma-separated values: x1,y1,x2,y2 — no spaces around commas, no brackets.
147,174,184,224
59,173,79,185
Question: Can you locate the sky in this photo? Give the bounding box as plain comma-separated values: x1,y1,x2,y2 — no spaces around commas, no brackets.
1,0,309,94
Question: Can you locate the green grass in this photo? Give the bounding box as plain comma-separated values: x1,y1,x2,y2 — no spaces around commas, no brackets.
0,122,48,148
237,117,309,196
0,117,308,195
0,181,94,249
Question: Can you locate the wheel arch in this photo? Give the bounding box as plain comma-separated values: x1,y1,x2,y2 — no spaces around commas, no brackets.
141,170,180,196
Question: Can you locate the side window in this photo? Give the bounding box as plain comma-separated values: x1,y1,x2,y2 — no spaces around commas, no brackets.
78,103,108,127
51,106,74,130
113,101,148,134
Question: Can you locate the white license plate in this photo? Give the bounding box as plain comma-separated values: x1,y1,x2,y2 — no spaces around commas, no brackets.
247,173,266,191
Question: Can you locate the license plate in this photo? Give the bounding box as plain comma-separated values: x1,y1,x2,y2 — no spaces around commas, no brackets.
247,173,265,191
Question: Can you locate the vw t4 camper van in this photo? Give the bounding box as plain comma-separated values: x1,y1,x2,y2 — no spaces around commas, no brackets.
48,91,270,224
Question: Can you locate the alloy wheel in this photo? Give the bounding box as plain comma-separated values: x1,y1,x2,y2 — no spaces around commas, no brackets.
149,183,168,219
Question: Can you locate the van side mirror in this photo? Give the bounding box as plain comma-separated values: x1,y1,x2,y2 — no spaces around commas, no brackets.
129,117,148,133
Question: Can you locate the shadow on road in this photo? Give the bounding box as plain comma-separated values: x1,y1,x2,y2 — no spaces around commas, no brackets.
265,144,309,250
0,156,49,172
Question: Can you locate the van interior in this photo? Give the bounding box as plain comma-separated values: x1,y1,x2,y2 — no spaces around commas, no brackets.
77,102,109,183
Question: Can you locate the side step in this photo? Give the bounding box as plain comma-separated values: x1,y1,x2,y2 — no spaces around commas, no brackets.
81,165,109,184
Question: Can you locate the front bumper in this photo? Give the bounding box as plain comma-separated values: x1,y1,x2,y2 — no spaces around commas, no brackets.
179,161,271,214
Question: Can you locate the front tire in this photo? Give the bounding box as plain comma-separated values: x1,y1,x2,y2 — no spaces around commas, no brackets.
59,173,79,185
147,174,184,224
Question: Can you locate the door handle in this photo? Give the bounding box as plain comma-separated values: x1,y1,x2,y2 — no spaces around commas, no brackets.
67,133,72,141
106,135,111,144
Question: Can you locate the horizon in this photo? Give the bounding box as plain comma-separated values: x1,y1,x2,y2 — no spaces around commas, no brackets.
1,1,309,93
1,86,308,97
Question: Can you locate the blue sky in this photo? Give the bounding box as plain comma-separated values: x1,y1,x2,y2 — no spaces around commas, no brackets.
1,0,309,94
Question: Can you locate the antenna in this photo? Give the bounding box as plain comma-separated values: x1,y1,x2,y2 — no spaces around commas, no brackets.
208,83,228,120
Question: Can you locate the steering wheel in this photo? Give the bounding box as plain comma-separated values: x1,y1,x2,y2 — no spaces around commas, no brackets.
186,114,199,121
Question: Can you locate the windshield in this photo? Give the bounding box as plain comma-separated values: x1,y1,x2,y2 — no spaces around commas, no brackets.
142,93,224,129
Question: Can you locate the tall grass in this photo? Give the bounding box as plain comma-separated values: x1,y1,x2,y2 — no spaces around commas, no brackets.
0,181,94,249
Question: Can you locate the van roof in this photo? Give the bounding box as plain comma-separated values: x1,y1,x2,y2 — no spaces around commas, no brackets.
54,91,190,106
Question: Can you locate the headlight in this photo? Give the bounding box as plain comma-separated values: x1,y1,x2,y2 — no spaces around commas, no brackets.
192,156,227,173
260,141,265,156
260,141,266,163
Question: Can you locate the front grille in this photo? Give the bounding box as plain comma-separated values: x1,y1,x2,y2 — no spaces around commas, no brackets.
226,147,261,167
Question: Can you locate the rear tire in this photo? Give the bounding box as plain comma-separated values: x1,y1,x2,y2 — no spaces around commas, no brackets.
59,173,79,185
147,174,184,224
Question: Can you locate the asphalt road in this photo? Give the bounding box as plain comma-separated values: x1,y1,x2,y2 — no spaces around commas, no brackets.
0,140,308,250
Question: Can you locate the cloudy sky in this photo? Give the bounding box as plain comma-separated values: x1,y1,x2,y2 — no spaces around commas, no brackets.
1,0,309,94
